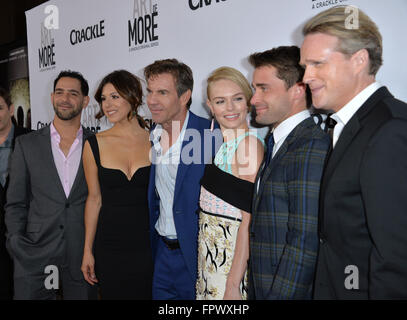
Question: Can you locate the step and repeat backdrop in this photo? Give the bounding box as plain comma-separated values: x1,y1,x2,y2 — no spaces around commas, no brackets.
26,0,407,132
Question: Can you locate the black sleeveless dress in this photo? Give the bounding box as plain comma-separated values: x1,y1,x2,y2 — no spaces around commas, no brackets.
87,135,153,300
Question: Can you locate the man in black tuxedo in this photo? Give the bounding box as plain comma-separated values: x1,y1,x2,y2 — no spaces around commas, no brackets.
300,6,407,299
0,87,30,299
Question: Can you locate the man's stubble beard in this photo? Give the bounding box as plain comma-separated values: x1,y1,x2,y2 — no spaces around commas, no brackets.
53,102,83,121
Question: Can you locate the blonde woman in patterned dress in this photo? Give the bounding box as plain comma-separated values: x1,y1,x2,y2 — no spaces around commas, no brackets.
196,67,264,300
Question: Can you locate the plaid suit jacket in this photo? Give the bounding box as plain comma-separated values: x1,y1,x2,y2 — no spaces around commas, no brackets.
249,117,330,299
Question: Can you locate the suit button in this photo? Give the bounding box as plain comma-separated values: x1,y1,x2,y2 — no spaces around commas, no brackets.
59,225,64,229
65,203,70,208
250,232,255,239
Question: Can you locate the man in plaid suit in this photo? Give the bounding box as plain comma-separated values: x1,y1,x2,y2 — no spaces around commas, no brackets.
248,46,330,299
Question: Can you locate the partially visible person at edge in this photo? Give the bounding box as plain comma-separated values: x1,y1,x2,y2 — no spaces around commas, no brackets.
0,86,30,300
81,70,153,299
196,66,264,300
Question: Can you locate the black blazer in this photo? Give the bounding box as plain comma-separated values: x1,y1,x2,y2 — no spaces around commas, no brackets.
314,87,407,299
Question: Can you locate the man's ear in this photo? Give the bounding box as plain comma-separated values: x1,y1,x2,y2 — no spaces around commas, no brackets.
180,89,192,108
291,82,306,101
82,96,90,109
351,48,370,75
9,103,15,116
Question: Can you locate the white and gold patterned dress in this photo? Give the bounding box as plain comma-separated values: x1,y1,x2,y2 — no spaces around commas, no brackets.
196,131,263,300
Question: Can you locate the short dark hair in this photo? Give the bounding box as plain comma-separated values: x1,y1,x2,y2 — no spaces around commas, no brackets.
144,58,193,108
53,70,89,96
0,86,12,107
94,70,149,129
249,46,312,107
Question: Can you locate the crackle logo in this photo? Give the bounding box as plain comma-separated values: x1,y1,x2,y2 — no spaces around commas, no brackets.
189,0,227,11
70,20,106,46
128,0,159,52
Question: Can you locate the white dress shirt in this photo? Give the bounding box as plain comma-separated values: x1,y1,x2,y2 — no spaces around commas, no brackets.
152,111,189,239
331,82,382,148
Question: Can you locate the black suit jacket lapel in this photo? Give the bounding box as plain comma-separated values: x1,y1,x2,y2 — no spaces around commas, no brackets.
321,116,361,192
321,86,393,192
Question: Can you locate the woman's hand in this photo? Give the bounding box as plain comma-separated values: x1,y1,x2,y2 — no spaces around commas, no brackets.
81,250,98,285
223,282,242,300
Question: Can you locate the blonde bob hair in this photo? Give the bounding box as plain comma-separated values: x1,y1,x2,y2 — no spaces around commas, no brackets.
206,66,252,108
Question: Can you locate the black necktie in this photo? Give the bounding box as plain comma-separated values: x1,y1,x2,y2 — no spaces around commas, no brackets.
256,132,275,193
264,132,275,168
325,113,337,142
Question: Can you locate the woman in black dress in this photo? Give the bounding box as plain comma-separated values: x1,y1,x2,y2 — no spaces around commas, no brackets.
81,70,153,299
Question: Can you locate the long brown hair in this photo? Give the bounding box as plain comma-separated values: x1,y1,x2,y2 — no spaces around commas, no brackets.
94,70,149,129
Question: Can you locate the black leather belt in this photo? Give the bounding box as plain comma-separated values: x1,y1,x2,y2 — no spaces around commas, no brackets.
161,236,180,250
